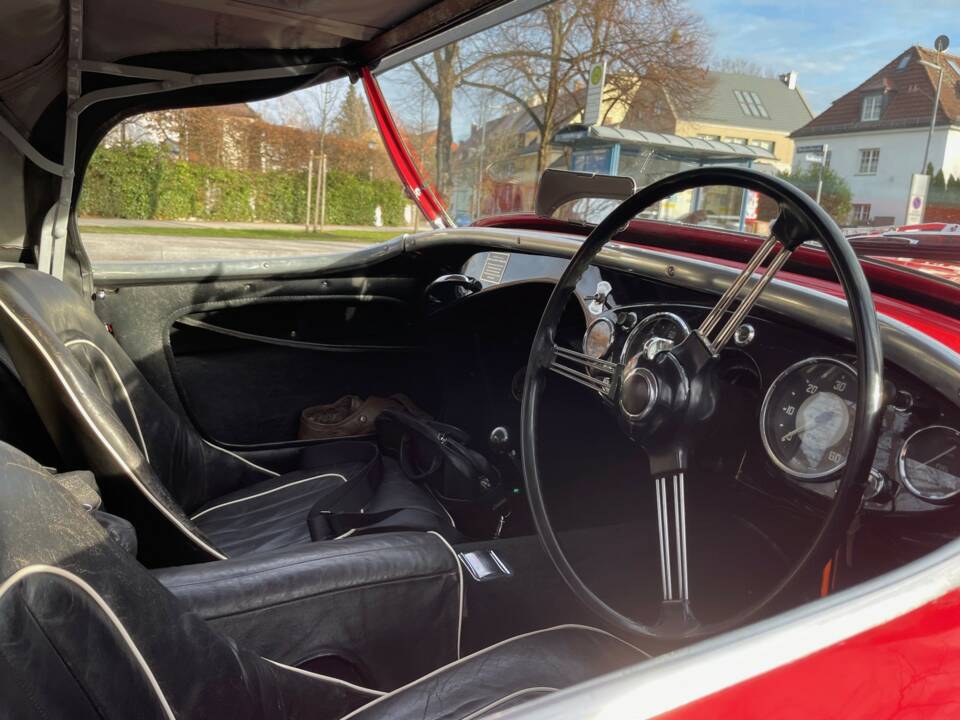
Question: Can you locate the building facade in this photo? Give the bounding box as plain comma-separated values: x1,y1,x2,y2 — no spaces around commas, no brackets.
792,46,960,226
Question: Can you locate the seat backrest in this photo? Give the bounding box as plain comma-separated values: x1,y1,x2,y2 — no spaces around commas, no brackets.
0,268,267,563
0,441,367,719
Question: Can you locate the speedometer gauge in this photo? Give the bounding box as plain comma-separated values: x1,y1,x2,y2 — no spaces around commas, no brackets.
899,426,960,503
760,357,858,480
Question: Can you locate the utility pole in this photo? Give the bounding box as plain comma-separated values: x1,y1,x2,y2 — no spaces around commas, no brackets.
317,154,328,231
815,144,828,206
305,149,314,231
920,35,950,174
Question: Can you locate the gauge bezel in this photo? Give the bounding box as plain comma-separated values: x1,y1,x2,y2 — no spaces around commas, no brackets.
619,311,691,365
897,425,960,503
582,316,616,360
759,356,859,481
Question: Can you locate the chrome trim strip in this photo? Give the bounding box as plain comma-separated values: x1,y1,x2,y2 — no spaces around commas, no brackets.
93,226,960,411
655,477,673,600
405,228,960,409
676,472,689,602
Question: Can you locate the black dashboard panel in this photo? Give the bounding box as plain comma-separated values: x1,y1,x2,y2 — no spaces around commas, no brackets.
455,250,960,520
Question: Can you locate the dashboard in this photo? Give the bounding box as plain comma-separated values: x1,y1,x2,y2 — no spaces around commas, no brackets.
457,250,960,516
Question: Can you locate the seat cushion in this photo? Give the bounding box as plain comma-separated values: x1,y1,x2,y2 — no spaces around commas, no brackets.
192,442,450,557
347,625,649,720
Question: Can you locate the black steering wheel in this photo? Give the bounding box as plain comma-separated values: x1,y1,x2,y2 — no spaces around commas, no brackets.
521,167,885,640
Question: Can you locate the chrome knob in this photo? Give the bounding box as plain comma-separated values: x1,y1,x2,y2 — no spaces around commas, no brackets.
588,280,612,315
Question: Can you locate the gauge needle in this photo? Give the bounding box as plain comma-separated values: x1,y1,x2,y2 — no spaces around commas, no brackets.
781,411,836,442
920,445,957,468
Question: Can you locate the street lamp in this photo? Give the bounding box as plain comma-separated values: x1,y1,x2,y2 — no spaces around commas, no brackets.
919,34,950,174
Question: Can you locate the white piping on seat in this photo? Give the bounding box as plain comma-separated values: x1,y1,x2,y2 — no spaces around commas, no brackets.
201,439,280,477
0,296,226,560
190,472,346,521
0,565,176,720
460,686,558,720
338,624,651,720
64,338,150,463
263,658,386,697
427,530,463,659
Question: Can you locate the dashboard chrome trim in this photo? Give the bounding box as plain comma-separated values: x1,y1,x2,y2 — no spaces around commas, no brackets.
758,356,859,481
93,226,960,414
404,227,960,412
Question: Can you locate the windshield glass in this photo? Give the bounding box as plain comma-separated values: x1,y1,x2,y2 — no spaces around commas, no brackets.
378,0,960,286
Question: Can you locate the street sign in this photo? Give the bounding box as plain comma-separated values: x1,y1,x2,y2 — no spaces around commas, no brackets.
583,61,607,126
796,144,825,155
904,173,930,225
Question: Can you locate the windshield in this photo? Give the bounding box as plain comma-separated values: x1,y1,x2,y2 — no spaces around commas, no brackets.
378,0,960,287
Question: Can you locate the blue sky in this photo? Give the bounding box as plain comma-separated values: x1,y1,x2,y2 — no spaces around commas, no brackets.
689,0,957,113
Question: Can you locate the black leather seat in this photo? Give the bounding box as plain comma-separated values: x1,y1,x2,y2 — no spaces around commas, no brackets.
0,442,647,720
0,268,450,564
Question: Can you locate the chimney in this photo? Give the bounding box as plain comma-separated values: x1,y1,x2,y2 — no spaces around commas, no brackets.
779,71,798,90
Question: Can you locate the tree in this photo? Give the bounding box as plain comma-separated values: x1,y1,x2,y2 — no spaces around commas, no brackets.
712,57,777,77
777,166,852,224
463,0,710,175
334,84,372,138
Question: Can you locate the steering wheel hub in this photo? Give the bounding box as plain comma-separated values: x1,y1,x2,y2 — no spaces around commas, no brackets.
620,366,658,419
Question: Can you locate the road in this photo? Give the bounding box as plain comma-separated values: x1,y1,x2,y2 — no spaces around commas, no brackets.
82,233,375,262
76,218,414,262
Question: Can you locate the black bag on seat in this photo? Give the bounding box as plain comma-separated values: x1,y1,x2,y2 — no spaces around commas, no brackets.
376,409,509,538
305,440,453,541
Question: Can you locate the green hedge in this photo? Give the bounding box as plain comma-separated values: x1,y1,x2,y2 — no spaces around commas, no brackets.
80,144,408,225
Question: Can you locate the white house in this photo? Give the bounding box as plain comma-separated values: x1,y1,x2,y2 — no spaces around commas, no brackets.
791,46,960,225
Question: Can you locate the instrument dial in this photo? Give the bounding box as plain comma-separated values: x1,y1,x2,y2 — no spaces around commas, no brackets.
761,357,858,479
899,426,960,503
583,317,615,360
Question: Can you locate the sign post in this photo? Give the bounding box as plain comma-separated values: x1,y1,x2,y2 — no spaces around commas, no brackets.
583,61,607,127
904,173,931,225
796,144,828,206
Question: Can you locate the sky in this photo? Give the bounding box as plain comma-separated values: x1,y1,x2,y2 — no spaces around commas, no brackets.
259,0,958,134
688,0,958,113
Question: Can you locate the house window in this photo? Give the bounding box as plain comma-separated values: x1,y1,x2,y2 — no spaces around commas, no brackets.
896,53,911,71
734,90,769,118
861,94,883,121
722,136,748,145
749,139,775,153
852,204,871,224
697,134,721,141
858,148,880,174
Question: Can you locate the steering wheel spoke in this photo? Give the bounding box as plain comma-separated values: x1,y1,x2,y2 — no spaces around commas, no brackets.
548,344,618,397
697,231,792,355
654,472,690,603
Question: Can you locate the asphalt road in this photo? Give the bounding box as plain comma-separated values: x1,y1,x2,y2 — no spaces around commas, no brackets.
82,233,378,262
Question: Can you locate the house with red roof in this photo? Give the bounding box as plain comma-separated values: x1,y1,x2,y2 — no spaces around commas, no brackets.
791,46,960,225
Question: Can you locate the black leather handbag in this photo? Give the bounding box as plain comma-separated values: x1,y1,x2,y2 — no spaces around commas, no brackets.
376,409,509,537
